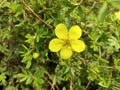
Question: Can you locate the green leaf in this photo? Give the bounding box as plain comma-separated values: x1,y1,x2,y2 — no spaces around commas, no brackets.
70,67,75,76
34,68,45,78
8,2,23,17
20,77,27,82
62,87,66,90
5,86,17,90
70,6,84,21
16,73,27,82
21,56,29,63
16,71,33,84
98,2,108,22
25,34,35,44
26,60,32,69
61,0,76,7
21,44,29,51
16,73,25,78
22,55,32,63
0,45,8,54
35,26,48,42
64,67,70,75
33,78,44,89
98,77,110,88
0,1,10,8
60,60,68,66
25,77,33,84
46,19,54,24
108,0,120,9
108,36,120,51
0,73,6,85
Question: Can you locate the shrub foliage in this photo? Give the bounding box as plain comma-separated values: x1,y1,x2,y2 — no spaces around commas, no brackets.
0,0,120,90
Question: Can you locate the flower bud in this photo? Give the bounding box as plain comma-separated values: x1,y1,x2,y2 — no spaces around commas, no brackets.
33,52,39,59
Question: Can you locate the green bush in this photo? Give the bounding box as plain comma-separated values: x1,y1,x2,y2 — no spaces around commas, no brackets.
0,0,120,90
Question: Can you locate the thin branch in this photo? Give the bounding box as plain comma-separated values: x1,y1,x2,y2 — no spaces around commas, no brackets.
109,65,114,84
50,75,56,90
20,0,53,29
74,55,87,65
79,0,83,5
85,81,91,90
99,46,102,58
50,64,60,90
0,0,6,7
90,1,97,10
44,71,60,90
70,76,73,90
109,66,114,77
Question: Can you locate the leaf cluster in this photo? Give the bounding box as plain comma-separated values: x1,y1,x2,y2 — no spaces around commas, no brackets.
1,0,120,90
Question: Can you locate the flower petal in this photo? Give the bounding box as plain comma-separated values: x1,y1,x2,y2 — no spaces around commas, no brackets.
55,23,68,39
71,40,85,52
69,25,82,40
49,38,65,52
60,46,73,59
115,11,120,20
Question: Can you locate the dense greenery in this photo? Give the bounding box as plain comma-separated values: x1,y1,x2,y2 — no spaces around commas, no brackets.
1,0,120,90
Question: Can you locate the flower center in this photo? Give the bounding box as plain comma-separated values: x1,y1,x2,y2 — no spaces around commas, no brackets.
65,39,71,46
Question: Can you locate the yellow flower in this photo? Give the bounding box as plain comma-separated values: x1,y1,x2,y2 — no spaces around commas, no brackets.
33,52,39,59
49,23,85,59
115,11,120,20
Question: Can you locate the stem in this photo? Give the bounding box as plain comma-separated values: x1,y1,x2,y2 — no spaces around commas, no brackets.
80,0,83,5
50,64,59,90
109,66,114,77
85,81,91,90
50,75,56,90
99,46,102,58
75,55,87,65
44,71,60,90
90,2,97,10
20,0,53,29
70,76,73,90
0,0,6,7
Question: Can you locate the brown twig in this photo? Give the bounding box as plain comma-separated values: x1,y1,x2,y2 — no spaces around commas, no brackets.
70,76,73,90
85,81,91,90
0,0,6,7
109,66,114,77
44,71,60,90
20,0,53,29
50,64,60,90
99,46,102,58
75,55,87,65
109,65,114,84
50,75,56,90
